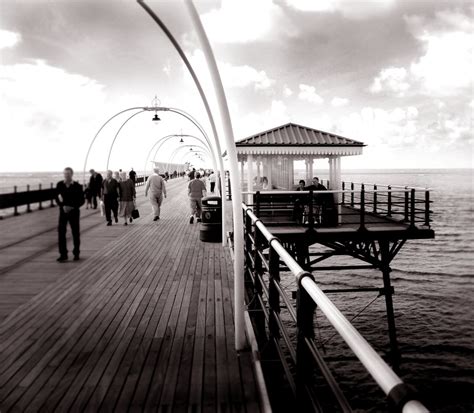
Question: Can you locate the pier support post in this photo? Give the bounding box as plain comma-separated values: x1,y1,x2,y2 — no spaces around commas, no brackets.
296,272,316,409
380,240,400,370
38,184,43,210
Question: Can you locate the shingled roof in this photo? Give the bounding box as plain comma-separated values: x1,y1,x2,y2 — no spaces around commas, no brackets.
236,123,364,147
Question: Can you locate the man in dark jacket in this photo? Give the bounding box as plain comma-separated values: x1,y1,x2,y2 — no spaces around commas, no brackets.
89,169,103,209
102,170,120,226
56,167,85,262
129,168,137,184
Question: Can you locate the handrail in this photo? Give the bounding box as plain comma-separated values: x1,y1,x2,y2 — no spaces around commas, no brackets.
243,202,428,412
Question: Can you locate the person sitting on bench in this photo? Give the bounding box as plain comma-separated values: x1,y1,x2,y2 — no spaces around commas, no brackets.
305,177,327,224
293,180,306,223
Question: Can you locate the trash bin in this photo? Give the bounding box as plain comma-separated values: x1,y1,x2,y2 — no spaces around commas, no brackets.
200,196,222,243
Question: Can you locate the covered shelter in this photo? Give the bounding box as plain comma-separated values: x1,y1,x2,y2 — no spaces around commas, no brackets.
236,122,364,196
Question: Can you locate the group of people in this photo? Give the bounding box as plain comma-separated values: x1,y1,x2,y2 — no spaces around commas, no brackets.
87,169,137,226
55,167,138,262
54,165,217,263
293,176,337,225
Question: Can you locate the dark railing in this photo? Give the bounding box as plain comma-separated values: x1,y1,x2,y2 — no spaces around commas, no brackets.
243,204,428,412
244,181,432,231
0,174,151,216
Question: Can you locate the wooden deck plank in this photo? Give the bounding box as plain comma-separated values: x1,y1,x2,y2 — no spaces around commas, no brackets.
0,180,262,412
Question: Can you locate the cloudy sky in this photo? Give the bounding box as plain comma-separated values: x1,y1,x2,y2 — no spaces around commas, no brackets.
0,0,472,172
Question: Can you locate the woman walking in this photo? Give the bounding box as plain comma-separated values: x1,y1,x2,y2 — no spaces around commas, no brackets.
119,171,136,225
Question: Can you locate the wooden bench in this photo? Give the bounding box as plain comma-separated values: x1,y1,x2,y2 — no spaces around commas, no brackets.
252,191,338,227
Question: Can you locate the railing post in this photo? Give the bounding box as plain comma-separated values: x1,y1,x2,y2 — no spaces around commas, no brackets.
350,182,354,207
387,185,392,217
308,190,314,230
359,185,366,231
13,185,19,216
373,184,377,214
404,186,409,222
268,243,281,341
38,184,43,210
424,190,430,226
26,184,32,213
341,181,345,204
255,191,261,217
252,223,267,344
296,273,316,407
245,211,253,260
410,188,416,228
50,183,55,207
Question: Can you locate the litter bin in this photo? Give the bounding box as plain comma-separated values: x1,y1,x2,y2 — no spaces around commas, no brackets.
200,196,222,242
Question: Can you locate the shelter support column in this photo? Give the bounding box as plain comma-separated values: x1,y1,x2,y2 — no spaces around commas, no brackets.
288,157,294,189
328,157,334,189
267,157,273,189
256,156,261,185
309,157,314,180
247,154,254,204
335,157,342,223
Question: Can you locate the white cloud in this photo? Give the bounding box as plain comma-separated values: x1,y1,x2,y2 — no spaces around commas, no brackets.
298,84,324,104
370,10,473,98
331,96,349,107
201,0,293,43
187,49,275,91
0,60,108,171
409,30,473,95
0,29,21,49
219,61,275,90
236,99,291,138
370,67,410,96
283,85,293,97
337,105,420,146
285,0,395,19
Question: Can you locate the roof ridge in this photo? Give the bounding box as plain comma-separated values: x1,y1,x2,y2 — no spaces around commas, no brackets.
236,122,364,146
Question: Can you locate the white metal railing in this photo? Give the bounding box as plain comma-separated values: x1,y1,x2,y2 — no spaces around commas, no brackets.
243,203,428,412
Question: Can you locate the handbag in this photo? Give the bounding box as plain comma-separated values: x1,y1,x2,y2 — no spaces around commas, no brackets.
99,200,105,217
132,207,140,219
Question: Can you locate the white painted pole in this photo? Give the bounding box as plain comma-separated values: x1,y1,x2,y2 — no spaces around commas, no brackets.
247,154,254,204
136,0,227,247
185,0,246,350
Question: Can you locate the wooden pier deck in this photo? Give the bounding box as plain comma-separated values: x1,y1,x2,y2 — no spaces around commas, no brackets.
0,179,261,412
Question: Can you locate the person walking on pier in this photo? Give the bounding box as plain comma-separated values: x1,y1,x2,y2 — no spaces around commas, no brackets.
145,167,167,221
119,171,136,225
102,170,120,226
88,169,103,209
129,168,137,184
209,170,216,193
188,172,207,224
55,167,85,262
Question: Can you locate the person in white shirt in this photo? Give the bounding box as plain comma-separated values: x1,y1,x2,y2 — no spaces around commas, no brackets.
209,171,216,193
145,168,167,221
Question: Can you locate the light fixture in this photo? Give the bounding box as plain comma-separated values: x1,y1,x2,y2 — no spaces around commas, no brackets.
190,147,193,151
179,137,184,143
152,113,160,122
